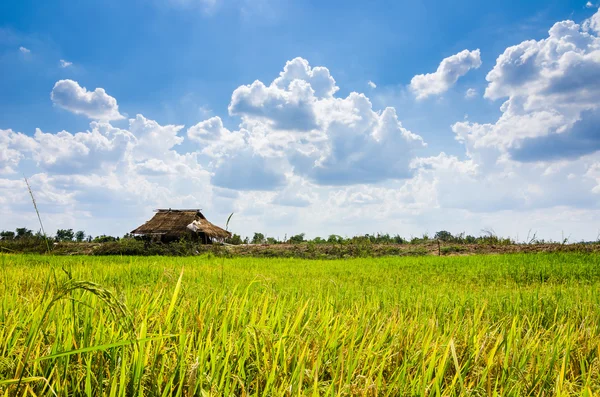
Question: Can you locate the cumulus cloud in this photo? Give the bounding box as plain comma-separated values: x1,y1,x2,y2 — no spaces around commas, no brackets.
273,57,339,98
410,49,482,99
224,58,426,187
465,88,477,99
229,79,319,131
128,114,184,159
584,6,600,32
457,10,600,164
509,108,600,162
59,59,72,68
6,35,600,241
399,9,600,220
367,80,377,89
188,116,245,157
211,151,286,191
19,46,30,54
31,123,134,174
0,129,37,173
51,79,124,121
301,102,425,185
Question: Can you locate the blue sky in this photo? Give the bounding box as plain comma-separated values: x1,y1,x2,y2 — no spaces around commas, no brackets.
2,0,600,241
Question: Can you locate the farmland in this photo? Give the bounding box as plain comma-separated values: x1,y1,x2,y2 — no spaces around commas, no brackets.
1,252,600,396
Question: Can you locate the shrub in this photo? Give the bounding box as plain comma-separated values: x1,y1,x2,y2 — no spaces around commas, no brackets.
225,234,244,245
289,233,305,244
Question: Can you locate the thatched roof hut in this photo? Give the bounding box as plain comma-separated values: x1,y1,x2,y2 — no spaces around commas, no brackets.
131,209,231,243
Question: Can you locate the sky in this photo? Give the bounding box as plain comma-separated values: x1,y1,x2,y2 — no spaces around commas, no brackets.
2,0,600,242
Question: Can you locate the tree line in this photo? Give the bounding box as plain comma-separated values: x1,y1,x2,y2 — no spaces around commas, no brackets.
225,230,514,245
0,227,518,246
0,228,131,243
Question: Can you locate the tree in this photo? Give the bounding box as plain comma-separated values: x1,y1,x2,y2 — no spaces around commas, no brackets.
75,230,86,242
225,234,243,245
93,235,117,243
251,233,265,244
15,228,33,239
434,230,454,242
289,233,305,244
0,230,15,240
327,234,344,244
392,235,405,244
56,229,75,242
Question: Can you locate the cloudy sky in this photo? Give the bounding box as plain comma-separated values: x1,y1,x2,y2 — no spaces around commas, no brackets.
2,0,600,241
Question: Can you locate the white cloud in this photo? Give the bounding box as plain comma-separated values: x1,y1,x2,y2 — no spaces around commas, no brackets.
224,57,425,187
395,10,600,223
465,88,477,99
458,11,600,164
19,46,30,54
128,114,184,159
5,34,600,241
410,49,482,99
583,6,600,32
586,2,595,8
51,79,124,121
59,59,73,68
367,80,377,89
31,124,133,174
0,129,37,173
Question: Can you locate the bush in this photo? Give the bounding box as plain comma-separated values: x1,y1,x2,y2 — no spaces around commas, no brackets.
0,230,15,240
0,236,49,253
225,234,244,245
327,235,344,244
93,235,118,243
289,233,305,244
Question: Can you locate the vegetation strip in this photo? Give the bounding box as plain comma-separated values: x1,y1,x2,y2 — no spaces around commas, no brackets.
1,252,600,395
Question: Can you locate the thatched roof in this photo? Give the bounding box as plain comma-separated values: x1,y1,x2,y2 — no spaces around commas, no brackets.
131,209,231,239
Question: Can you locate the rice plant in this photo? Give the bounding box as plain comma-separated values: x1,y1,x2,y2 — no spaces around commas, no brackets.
1,252,600,395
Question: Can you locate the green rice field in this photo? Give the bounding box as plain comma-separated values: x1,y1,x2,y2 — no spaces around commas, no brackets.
1,252,600,396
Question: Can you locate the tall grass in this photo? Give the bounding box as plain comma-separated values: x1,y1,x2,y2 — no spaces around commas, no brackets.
1,253,600,395
23,175,50,253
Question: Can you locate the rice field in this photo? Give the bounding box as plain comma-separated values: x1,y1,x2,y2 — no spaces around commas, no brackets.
1,252,600,396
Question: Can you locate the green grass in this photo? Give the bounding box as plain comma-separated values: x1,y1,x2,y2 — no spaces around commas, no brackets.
1,252,600,396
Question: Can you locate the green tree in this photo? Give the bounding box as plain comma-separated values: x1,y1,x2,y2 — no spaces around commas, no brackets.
15,228,33,239
225,234,243,245
0,230,15,240
289,233,305,244
327,234,344,244
93,235,117,243
434,230,454,242
56,229,75,242
75,230,86,242
251,233,265,244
